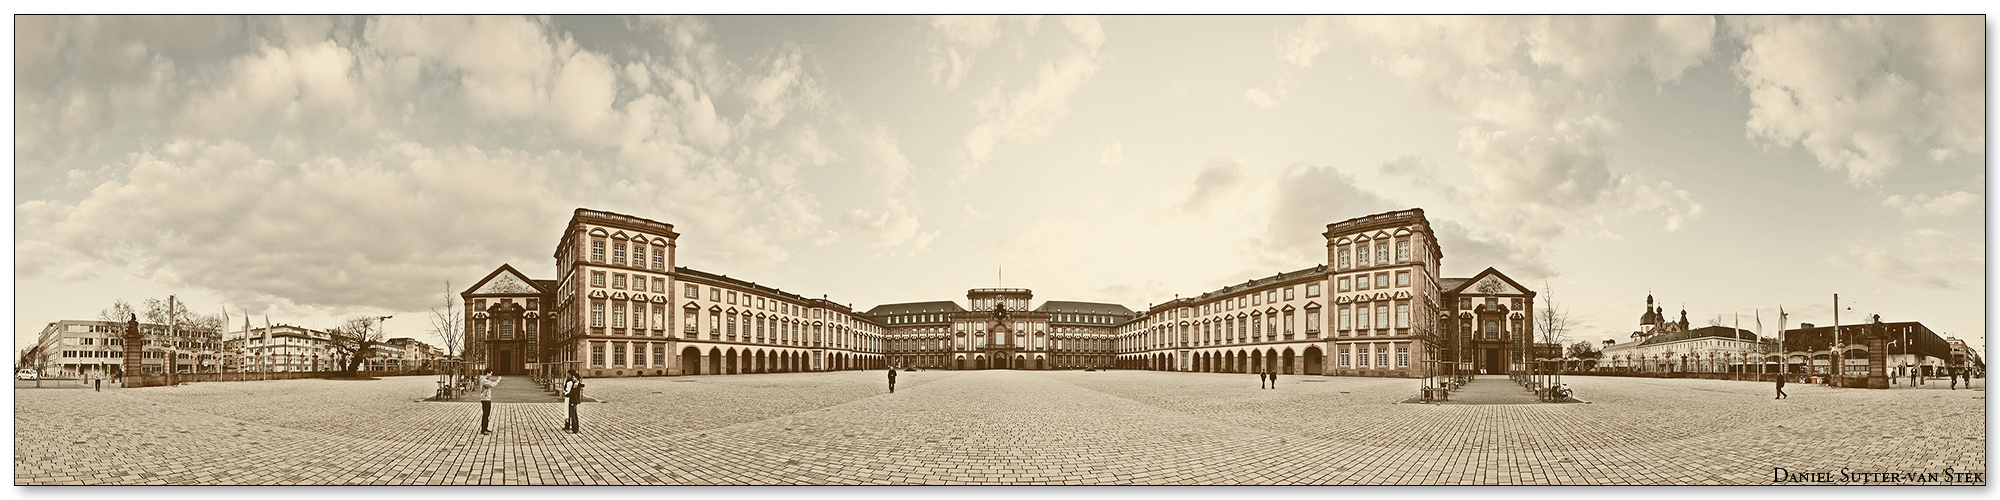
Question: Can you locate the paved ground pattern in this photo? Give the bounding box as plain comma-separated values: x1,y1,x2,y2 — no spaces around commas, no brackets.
14,370,1985,485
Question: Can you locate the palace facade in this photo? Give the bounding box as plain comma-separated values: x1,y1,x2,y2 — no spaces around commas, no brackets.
465,207,1528,379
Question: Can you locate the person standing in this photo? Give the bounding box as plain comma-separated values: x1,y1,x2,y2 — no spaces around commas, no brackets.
1257,370,1267,389
562,371,584,433
887,367,898,393
93,372,102,392
1775,369,1788,399
1268,370,1277,389
478,369,501,434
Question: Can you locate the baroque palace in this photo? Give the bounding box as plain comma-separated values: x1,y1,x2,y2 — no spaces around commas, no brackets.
463,208,1533,379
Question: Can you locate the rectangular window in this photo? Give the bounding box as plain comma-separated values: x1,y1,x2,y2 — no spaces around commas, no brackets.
1376,305,1389,331
500,319,514,340
1252,317,1262,339
613,344,626,366
653,277,665,293
1252,294,1261,306
653,248,664,269
1307,311,1320,334
526,321,538,338
633,246,644,268
727,315,737,337
1356,346,1369,366
613,242,626,265
592,240,605,262
1309,284,1321,297
1356,245,1369,266
1284,312,1295,334
591,344,605,366
1397,346,1409,367
591,271,605,287
1513,321,1523,339
1460,321,1471,337
1339,346,1350,367
1485,320,1498,340
1339,308,1352,331
1396,271,1410,287
728,292,736,305
1377,347,1390,367
686,284,699,298
613,273,626,289
613,303,626,328
1375,272,1389,288
527,298,539,310
1356,276,1369,290
1513,298,1525,310
685,311,698,333
709,312,720,334
1396,304,1410,328
633,305,645,331
654,345,666,366
1339,248,1351,268
756,318,765,341
591,303,604,327
1284,287,1295,301
1397,240,1410,262
1355,306,1369,330
1375,243,1388,263
712,289,721,301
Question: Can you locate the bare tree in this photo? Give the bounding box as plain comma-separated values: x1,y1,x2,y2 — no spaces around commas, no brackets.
1536,282,1572,390
428,280,463,386
429,280,463,359
329,316,386,377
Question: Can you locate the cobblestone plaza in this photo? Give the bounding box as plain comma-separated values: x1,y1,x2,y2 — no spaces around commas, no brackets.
14,371,1985,485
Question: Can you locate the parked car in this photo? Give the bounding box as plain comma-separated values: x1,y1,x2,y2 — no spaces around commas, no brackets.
16,369,38,380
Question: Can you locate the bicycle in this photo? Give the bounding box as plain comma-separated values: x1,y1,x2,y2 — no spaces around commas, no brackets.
1537,384,1573,402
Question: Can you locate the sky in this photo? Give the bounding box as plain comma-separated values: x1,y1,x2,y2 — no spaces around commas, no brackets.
10,15,1987,355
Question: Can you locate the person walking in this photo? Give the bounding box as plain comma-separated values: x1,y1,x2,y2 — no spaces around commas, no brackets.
1268,370,1277,389
1775,370,1788,399
887,367,898,393
477,369,501,434
93,372,102,392
1257,370,1267,389
561,371,584,433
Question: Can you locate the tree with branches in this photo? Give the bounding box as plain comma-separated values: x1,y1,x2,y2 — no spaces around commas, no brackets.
428,280,463,386
329,315,386,377
1535,282,1571,389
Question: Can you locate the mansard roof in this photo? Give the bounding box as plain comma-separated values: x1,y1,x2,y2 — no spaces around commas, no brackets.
1035,301,1135,317
1194,265,1327,302
862,301,968,316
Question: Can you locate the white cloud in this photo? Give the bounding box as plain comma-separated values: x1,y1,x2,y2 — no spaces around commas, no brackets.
1099,141,1124,167
1846,229,1980,291
956,15,1107,181
1182,158,1246,213
1273,15,1716,255
1882,191,1980,218
1732,15,1983,184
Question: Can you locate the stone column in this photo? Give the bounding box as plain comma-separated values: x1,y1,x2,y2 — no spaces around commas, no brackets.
1866,327,1889,389
121,314,145,388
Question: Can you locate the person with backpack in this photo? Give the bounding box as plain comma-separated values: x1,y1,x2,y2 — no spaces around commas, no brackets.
561,371,584,433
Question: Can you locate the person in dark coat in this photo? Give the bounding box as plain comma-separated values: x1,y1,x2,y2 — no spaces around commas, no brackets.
562,371,584,433
1775,370,1787,399
1268,370,1277,389
1258,370,1267,389
887,367,898,393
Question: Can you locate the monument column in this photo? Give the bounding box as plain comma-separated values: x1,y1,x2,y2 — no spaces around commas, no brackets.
1866,324,1889,389
121,314,145,388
